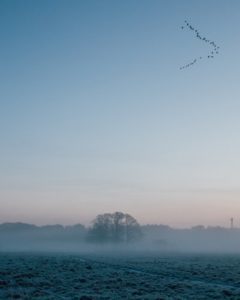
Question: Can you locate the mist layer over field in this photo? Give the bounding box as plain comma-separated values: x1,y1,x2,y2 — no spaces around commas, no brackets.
1,222,240,254
1,223,240,299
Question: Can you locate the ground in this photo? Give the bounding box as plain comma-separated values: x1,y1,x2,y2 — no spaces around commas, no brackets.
0,252,240,299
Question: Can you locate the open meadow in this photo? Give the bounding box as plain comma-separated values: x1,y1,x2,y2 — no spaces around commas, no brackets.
0,252,240,299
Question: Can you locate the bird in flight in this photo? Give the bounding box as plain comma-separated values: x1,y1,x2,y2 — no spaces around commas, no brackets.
180,20,220,70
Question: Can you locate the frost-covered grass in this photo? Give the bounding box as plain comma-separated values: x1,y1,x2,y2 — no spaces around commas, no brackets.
0,252,240,299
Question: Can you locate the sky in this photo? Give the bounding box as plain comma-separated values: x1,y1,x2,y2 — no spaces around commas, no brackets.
1,0,240,227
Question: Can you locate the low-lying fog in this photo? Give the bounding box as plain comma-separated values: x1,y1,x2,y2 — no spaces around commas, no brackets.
1,222,240,254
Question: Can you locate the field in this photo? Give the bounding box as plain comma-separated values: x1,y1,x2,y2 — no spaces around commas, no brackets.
0,252,240,299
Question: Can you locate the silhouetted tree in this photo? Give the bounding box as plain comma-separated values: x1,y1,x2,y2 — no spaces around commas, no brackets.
87,212,142,243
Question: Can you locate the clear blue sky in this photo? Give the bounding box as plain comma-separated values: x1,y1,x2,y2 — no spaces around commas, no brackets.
1,0,240,227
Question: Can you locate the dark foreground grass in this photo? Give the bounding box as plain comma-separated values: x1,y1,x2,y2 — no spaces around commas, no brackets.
0,252,240,299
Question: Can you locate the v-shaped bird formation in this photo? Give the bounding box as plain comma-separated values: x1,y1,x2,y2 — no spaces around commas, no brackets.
180,20,220,70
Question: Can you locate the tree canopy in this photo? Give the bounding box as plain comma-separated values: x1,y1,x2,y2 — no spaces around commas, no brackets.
87,212,142,243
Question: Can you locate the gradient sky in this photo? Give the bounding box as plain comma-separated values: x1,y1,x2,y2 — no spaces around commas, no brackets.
1,0,240,227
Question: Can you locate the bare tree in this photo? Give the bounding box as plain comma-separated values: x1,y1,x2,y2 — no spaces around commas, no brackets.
87,212,142,243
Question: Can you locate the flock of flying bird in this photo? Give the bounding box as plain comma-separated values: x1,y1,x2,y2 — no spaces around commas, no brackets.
180,20,220,70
